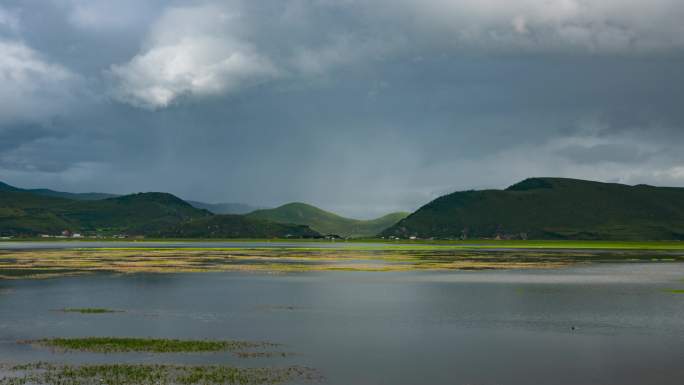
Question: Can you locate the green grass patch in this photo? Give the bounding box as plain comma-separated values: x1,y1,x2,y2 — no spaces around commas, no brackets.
664,289,684,294
0,362,319,385
29,337,277,353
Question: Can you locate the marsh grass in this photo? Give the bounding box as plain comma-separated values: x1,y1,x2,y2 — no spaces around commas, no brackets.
0,362,320,385
1,246,683,279
28,337,278,354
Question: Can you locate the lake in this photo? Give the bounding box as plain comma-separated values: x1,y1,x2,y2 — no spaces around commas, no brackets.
1,263,683,384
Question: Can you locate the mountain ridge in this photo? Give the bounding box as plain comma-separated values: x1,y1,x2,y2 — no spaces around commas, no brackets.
0,181,261,215
246,202,408,238
382,177,684,240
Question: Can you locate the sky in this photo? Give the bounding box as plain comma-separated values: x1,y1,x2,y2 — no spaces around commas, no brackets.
1,0,684,218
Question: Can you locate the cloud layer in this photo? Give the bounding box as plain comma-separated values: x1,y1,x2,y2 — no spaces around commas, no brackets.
106,0,684,109
0,1,683,217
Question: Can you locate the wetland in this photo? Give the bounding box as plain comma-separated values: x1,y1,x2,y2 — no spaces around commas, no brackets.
1,242,683,384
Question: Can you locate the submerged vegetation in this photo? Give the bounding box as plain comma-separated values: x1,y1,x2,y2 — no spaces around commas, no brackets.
28,337,276,354
56,308,122,314
0,362,320,385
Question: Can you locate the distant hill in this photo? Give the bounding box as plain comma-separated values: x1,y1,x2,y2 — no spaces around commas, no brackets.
247,202,408,238
0,181,117,200
0,190,211,236
185,200,264,215
151,214,320,238
382,177,684,240
0,188,318,238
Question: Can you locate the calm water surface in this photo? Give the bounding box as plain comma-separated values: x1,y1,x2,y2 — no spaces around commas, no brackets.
1,263,683,385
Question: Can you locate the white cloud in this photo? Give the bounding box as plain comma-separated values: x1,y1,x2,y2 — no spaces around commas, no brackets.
108,4,279,109
0,39,79,124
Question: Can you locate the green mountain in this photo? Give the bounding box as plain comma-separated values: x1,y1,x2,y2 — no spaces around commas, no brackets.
0,181,264,216
0,188,320,238
246,202,408,238
151,215,320,238
0,190,211,236
382,177,684,240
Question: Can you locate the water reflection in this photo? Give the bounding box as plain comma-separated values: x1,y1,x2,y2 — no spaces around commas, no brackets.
0,264,683,384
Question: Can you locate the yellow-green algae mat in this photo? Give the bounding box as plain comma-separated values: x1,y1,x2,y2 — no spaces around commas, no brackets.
1,247,684,278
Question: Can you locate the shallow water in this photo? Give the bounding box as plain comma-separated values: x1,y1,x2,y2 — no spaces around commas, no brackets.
1,263,683,384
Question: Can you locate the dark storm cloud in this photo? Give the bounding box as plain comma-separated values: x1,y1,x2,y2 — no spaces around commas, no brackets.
1,0,684,217
556,143,654,165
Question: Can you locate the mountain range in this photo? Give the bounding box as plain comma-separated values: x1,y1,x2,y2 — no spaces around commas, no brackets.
0,181,117,201
0,181,261,215
0,181,404,238
3,177,684,240
0,188,319,238
382,177,684,240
